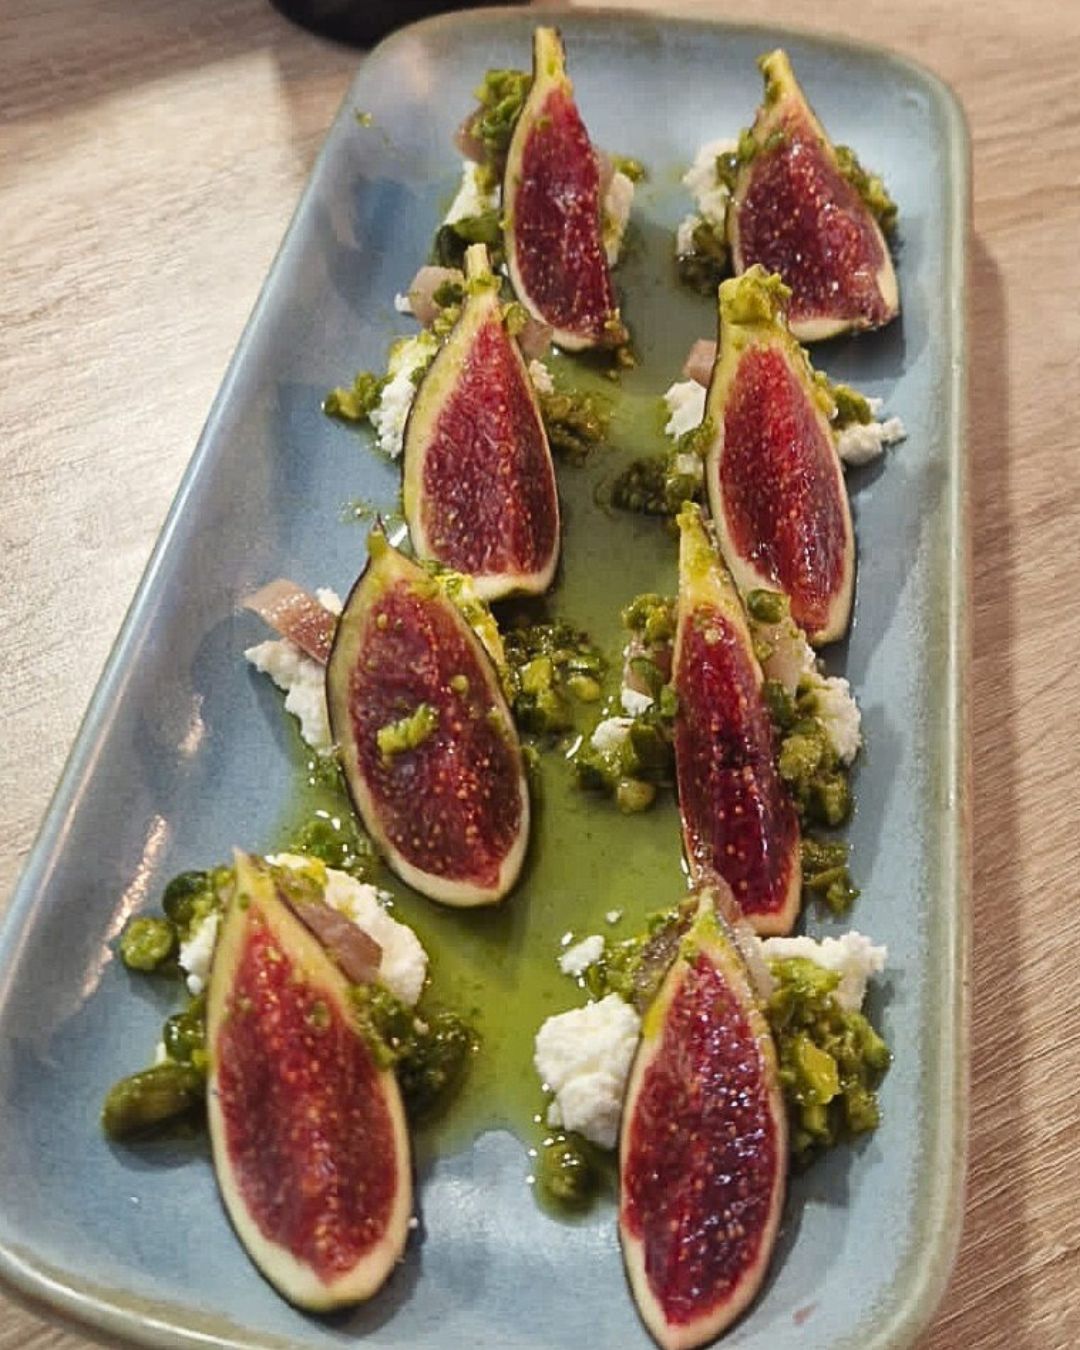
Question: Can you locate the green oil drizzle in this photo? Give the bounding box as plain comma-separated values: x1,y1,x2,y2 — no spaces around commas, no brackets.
278,197,716,1182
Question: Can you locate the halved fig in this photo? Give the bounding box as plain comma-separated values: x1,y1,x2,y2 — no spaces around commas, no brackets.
503,27,625,351
207,853,411,1310
704,267,855,644
673,504,801,936
402,244,560,600
619,887,787,1348
728,49,899,341
327,531,529,907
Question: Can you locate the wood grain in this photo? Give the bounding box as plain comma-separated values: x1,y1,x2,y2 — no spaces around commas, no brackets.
2,0,1079,1346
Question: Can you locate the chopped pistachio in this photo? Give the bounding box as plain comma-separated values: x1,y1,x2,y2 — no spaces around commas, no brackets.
377,704,439,758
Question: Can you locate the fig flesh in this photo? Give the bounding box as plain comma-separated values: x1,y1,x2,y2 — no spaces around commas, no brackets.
619,887,787,1349
206,853,411,1310
503,27,625,351
402,244,560,600
728,50,899,341
673,504,801,936
704,268,855,644
326,531,529,907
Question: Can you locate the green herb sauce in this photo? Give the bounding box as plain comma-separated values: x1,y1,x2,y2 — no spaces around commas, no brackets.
282,298,689,1162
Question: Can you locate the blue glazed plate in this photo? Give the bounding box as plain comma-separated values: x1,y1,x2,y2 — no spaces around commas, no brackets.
0,9,969,1348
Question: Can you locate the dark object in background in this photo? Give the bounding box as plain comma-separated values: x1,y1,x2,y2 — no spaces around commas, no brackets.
270,0,512,47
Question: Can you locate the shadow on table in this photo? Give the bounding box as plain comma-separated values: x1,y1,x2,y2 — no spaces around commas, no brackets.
919,237,1030,1345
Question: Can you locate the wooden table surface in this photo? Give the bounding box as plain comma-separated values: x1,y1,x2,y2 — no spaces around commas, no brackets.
2,0,1079,1345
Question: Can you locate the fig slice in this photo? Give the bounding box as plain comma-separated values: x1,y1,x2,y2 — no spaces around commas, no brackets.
619,886,787,1349
673,504,801,936
728,49,899,341
704,267,855,644
503,27,625,351
402,244,560,600
207,853,411,1310
326,530,529,907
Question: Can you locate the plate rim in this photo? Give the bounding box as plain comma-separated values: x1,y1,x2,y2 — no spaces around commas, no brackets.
0,7,971,1348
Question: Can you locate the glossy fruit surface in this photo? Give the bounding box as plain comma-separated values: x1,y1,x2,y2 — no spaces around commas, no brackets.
704,268,855,644
729,49,899,341
619,890,787,1348
673,505,801,935
327,533,529,906
207,853,411,1309
504,27,623,350
403,244,559,600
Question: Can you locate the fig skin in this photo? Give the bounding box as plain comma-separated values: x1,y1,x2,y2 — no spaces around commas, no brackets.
728,49,899,342
402,243,560,600
502,27,624,351
673,503,801,936
703,267,855,646
206,853,412,1311
618,887,787,1349
326,531,529,908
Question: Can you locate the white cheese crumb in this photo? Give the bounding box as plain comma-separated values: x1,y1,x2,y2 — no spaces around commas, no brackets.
759,931,887,1012
245,639,333,752
153,1041,169,1066
803,672,862,765
836,414,907,467
444,160,498,226
270,854,429,1006
590,717,633,754
683,137,738,229
244,587,341,753
558,934,605,977
757,617,818,696
314,587,343,617
605,909,623,925
663,379,707,440
675,212,700,256
528,359,555,395
394,292,413,315
534,994,641,1149
369,332,439,459
602,170,635,265
620,687,653,716
179,911,220,997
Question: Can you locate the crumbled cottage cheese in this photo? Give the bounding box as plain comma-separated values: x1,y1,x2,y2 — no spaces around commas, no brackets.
244,587,342,753
528,359,555,395
836,407,907,467
534,993,641,1148
675,214,699,257
759,931,887,1012
179,911,220,996
677,138,738,256
620,687,653,716
558,934,605,977
444,160,498,226
178,855,429,1006
803,672,862,765
663,378,707,440
590,716,633,754
602,170,635,265
369,332,439,459
683,138,737,227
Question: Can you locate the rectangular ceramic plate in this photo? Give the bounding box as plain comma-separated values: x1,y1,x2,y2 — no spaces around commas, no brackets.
0,9,969,1349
